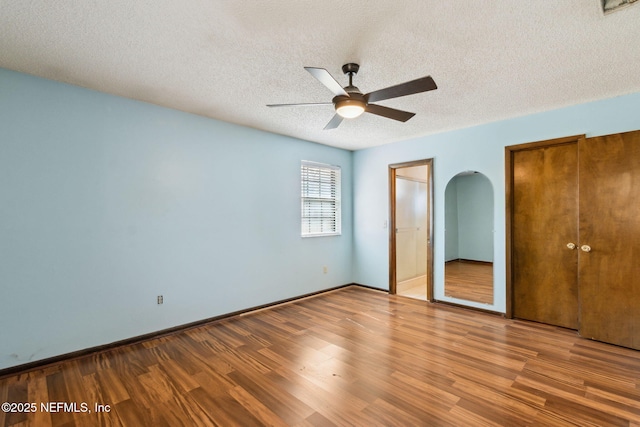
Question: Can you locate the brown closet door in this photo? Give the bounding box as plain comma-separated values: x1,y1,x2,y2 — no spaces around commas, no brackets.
512,142,579,329
579,130,640,350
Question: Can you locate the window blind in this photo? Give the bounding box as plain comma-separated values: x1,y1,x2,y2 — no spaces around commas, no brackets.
301,161,341,237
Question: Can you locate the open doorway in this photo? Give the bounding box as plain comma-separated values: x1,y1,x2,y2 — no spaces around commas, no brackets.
444,171,494,305
389,159,433,301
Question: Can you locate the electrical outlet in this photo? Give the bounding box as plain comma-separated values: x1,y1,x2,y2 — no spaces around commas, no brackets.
157,295,163,305
323,266,328,274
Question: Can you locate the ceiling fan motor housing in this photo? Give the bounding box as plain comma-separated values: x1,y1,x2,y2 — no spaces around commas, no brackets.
333,93,366,118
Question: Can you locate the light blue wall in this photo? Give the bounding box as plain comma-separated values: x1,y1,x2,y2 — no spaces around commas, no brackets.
444,173,494,262
444,178,459,261
353,91,640,312
0,69,353,370
456,173,493,263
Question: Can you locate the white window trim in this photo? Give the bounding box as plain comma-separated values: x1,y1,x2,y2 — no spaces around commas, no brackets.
301,160,342,237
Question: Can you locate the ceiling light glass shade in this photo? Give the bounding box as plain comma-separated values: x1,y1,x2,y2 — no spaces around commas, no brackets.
335,99,365,118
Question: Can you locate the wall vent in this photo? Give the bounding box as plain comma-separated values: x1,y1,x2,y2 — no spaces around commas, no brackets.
602,0,638,14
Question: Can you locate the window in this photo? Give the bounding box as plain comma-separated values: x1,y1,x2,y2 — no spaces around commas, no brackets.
301,161,341,237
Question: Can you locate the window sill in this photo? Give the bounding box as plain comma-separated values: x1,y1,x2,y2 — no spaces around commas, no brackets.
301,233,341,238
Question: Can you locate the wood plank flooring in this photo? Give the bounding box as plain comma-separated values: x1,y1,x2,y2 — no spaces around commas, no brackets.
397,261,493,304
445,260,493,304
2,286,640,426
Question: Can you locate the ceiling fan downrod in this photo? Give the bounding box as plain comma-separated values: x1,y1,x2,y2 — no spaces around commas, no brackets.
342,63,360,89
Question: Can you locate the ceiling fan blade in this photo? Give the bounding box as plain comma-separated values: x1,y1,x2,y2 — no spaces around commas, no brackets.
323,114,344,130
267,102,333,107
365,104,415,122
305,67,349,97
365,76,437,103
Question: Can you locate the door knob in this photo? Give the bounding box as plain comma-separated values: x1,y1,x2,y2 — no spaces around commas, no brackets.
581,245,591,252
566,243,576,250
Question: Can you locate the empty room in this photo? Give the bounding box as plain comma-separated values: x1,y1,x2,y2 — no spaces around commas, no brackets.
1,1,640,426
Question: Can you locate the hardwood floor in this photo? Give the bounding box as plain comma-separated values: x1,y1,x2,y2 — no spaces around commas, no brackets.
445,260,493,304
397,261,493,304
2,286,640,426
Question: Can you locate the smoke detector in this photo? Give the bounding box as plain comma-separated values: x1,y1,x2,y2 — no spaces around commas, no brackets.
602,0,638,14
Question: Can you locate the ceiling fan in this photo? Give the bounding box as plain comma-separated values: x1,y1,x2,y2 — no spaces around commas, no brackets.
267,63,437,130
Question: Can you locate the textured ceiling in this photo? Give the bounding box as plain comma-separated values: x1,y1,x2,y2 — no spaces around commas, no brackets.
1,1,640,151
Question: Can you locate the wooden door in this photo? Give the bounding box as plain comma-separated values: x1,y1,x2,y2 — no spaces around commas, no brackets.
511,141,579,329
578,130,640,349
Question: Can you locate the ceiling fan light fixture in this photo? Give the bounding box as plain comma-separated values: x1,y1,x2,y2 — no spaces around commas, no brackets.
335,98,366,118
